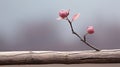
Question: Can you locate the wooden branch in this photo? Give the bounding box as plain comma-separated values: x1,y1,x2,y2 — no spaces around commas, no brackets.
0,49,120,65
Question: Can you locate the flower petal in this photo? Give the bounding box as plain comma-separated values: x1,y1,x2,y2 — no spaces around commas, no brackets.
72,13,80,21
56,17,63,20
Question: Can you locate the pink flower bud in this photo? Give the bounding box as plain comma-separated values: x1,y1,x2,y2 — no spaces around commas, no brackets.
59,9,69,19
87,26,94,34
72,13,80,21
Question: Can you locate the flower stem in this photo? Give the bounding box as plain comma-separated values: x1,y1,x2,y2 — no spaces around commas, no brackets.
66,18,100,51
84,33,88,41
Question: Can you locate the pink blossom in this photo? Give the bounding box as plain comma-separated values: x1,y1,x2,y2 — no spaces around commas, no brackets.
59,9,69,19
87,26,94,34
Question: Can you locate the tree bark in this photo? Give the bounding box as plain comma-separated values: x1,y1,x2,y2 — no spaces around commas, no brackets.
0,49,120,65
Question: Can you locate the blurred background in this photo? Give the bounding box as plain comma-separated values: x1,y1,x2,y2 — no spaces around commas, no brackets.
0,0,120,51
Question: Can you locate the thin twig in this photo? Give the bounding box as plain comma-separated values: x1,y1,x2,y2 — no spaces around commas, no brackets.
84,33,88,41
66,17,100,51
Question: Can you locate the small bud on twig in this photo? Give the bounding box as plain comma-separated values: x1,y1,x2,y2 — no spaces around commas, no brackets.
57,9,100,51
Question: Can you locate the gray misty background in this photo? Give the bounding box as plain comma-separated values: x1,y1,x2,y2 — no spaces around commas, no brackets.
0,0,120,51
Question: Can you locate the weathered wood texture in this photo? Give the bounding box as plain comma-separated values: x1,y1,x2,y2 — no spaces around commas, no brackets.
0,49,120,65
